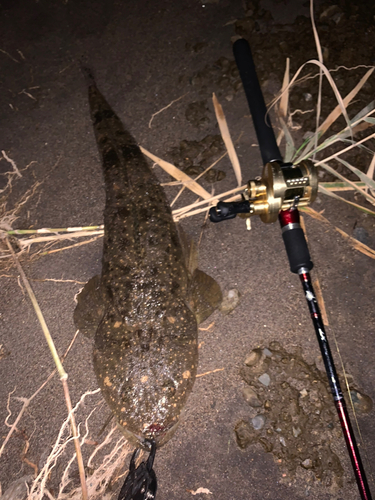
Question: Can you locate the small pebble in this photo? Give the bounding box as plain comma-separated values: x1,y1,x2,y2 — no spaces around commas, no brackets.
293,426,302,438
252,414,266,430
263,348,272,357
259,437,273,452
234,420,256,449
242,386,262,407
350,390,373,413
220,289,240,315
258,373,270,387
244,348,262,367
279,436,286,447
353,227,369,244
300,388,308,398
301,458,313,469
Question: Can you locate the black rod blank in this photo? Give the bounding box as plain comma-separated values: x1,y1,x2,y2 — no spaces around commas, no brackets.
299,270,372,500
233,38,282,165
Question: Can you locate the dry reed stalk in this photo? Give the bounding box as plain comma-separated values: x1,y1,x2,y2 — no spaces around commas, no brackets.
172,185,245,216
140,146,211,200
312,278,329,326
316,160,375,206
320,181,365,192
366,154,375,198
0,47,19,63
212,93,242,187
19,230,104,249
148,92,189,128
303,207,375,259
196,368,224,378
279,57,290,122
276,57,291,149
5,238,88,500
7,225,104,235
315,132,375,167
310,0,323,155
0,330,79,459
317,68,374,137
170,150,228,208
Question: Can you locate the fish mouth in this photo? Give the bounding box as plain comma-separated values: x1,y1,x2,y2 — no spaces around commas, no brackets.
117,420,180,450
145,423,168,436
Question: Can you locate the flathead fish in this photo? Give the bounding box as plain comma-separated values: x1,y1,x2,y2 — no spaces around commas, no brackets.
74,73,222,448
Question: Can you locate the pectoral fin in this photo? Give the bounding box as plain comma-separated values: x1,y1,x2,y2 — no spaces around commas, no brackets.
74,275,105,337
189,269,222,324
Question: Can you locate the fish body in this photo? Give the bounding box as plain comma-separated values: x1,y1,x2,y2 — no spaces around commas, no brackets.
74,79,221,448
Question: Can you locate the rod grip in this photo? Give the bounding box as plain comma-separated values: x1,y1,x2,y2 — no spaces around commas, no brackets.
281,226,313,274
279,208,313,274
233,38,282,165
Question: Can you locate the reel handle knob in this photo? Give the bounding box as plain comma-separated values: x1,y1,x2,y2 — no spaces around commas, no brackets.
209,200,251,223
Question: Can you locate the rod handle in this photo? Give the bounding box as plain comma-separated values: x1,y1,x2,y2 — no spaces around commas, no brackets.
233,38,282,165
281,226,313,273
279,208,313,273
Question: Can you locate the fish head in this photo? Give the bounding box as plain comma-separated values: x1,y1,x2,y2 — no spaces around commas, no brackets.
94,308,198,449
112,367,189,450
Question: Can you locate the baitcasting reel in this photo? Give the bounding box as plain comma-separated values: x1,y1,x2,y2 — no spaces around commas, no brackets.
209,159,318,224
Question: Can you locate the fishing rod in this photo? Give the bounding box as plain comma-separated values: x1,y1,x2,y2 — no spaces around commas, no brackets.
209,38,372,500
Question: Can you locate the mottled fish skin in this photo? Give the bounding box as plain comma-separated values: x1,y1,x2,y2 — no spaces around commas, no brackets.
79,82,199,448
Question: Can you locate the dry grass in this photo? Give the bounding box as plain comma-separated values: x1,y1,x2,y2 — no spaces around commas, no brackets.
24,391,130,500
1,324,132,499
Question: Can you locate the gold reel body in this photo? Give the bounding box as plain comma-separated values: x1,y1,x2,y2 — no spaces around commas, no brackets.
244,160,318,223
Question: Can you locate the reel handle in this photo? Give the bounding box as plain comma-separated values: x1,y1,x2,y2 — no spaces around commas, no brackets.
209,200,251,223
233,38,282,165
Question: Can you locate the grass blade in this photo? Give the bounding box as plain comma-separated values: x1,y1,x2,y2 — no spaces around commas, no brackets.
279,116,295,162
318,184,375,215
316,160,375,204
314,132,375,166
317,67,374,138
140,146,212,200
320,181,365,191
304,206,375,258
212,93,242,187
335,157,375,192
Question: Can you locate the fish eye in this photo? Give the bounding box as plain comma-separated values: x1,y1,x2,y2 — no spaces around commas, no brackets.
162,379,176,395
